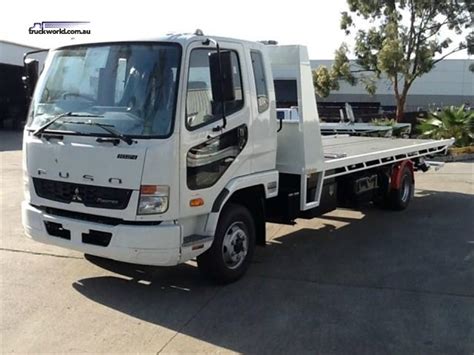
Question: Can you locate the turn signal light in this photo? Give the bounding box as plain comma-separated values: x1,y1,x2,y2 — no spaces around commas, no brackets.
190,198,204,207
140,185,158,194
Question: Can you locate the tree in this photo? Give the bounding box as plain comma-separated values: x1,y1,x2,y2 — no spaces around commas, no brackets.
314,0,473,121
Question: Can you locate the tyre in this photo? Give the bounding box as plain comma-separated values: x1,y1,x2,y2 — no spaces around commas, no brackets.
388,165,413,210
197,203,255,284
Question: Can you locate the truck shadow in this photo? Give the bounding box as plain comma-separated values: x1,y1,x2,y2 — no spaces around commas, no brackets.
72,188,474,353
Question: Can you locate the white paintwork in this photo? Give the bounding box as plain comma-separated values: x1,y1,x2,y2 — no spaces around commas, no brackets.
178,40,253,221
266,45,325,177
26,135,147,189
22,202,181,266
21,33,454,268
23,131,182,222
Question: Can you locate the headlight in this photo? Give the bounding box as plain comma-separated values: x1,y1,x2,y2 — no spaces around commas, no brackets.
137,185,169,215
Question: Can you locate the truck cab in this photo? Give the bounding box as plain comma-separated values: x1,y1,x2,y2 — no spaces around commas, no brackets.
22,33,281,281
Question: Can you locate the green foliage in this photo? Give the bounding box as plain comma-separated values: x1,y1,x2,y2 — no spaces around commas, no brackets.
313,0,472,120
313,44,357,98
313,66,339,98
371,118,397,127
418,106,474,147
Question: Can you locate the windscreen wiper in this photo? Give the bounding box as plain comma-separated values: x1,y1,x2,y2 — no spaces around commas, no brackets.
65,119,134,145
32,112,105,137
32,112,73,137
33,112,133,145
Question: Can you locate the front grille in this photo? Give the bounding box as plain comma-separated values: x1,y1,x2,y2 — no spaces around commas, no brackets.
33,178,133,210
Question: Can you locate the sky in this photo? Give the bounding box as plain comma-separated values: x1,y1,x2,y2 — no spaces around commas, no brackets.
0,0,470,59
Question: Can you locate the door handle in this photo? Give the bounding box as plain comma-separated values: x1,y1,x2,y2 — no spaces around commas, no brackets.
212,124,224,132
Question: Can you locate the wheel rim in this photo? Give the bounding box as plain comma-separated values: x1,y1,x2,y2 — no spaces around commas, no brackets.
222,221,249,270
401,176,411,203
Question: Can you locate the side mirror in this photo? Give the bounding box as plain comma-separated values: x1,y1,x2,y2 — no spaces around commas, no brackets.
209,51,235,102
23,58,39,99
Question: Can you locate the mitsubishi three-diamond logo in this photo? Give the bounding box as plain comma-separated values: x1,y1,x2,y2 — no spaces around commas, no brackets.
71,187,82,202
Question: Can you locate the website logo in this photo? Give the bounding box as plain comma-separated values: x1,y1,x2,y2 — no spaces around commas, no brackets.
28,21,91,35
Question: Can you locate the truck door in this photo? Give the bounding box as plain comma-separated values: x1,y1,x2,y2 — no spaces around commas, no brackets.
179,41,252,220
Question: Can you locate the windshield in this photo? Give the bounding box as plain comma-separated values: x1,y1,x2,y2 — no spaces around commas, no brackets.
28,43,181,137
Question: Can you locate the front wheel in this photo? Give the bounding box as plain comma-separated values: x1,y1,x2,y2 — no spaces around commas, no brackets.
197,203,255,284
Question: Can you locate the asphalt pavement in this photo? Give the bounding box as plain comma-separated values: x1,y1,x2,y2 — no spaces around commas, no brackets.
1,130,473,353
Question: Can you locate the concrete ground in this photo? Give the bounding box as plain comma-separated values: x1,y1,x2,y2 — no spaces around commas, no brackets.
1,130,473,354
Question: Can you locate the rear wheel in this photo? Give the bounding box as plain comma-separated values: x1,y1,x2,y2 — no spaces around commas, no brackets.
388,166,413,210
197,203,255,284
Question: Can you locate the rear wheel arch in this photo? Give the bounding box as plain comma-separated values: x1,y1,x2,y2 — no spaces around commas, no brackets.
375,160,415,210
390,160,414,190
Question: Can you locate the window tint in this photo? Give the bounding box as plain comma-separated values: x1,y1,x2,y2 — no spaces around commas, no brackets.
250,51,269,113
186,49,243,129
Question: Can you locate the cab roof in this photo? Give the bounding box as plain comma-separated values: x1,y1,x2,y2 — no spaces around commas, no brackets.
54,32,268,51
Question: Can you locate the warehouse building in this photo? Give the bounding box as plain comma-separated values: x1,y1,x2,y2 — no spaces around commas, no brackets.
311,59,473,120
0,40,45,129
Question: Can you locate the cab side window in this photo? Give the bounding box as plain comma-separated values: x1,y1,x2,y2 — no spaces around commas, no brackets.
250,50,269,113
186,49,243,129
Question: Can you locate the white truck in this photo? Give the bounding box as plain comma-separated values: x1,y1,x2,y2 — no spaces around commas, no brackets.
21,32,453,283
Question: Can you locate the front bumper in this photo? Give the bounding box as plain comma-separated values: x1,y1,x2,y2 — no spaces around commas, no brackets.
21,202,182,266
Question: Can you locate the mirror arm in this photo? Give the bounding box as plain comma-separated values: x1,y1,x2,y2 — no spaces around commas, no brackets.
23,49,48,65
